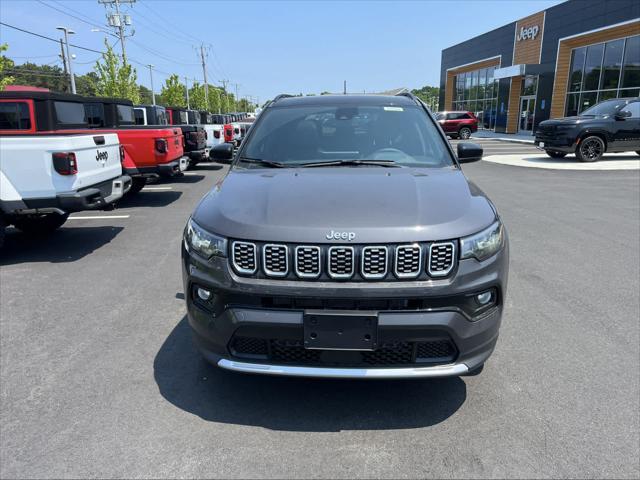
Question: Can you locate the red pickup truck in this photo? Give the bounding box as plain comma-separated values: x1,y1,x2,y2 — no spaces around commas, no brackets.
85,98,186,193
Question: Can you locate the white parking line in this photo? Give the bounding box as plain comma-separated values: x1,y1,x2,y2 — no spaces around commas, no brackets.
68,215,130,220
142,186,173,191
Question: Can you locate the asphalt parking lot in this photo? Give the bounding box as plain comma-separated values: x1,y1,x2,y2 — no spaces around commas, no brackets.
1,152,639,478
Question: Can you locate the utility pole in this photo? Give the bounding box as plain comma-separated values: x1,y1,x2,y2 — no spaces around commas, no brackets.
58,38,68,76
343,80,347,95
230,82,240,112
147,64,155,105
56,27,76,94
221,79,229,113
99,0,136,63
185,76,190,109
199,44,209,107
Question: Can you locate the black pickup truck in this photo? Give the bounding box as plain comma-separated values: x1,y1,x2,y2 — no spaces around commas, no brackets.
166,107,207,167
535,97,640,162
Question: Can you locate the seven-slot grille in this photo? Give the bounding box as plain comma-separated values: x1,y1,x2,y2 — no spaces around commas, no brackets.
395,245,422,278
295,246,321,278
328,246,355,279
263,244,288,277
230,241,457,280
428,242,455,277
361,246,388,279
231,241,257,274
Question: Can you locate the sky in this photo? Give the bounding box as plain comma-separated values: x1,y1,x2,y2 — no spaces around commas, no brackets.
0,0,564,103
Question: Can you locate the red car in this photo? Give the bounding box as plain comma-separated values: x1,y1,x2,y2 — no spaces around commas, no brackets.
436,111,478,139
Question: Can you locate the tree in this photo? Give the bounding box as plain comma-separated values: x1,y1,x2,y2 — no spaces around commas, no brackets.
160,74,186,107
411,85,440,110
207,85,222,113
3,62,67,92
0,43,15,90
94,39,139,103
189,81,207,111
76,72,99,96
138,84,153,104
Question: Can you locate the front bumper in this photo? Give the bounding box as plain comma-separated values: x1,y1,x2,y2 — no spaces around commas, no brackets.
21,175,131,213
182,241,508,378
534,133,577,153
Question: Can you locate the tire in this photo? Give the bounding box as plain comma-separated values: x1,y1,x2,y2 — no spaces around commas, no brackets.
13,212,69,235
545,150,567,159
458,127,472,140
576,136,605,162
127,177,147,195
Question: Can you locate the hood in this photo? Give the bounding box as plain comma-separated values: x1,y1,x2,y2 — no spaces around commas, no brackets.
539,115,603,127
193,167,497,243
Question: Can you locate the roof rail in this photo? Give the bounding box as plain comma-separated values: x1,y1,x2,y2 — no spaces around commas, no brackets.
270,94,295,104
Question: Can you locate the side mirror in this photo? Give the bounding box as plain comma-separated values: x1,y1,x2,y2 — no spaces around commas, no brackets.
615,110,631,120
210,143,234,163
457,142,483,163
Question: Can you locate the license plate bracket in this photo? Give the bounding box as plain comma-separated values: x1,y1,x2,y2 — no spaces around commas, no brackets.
111,179,123,197
303,311,378,351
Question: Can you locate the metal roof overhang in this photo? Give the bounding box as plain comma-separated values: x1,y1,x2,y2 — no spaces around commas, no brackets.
493,63,553,79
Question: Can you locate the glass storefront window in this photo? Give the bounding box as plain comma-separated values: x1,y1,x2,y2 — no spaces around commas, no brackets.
621,35,640,89
522,75,538,96
583,43,605,91
452,66,498,129
569,47,587,92
600,39,624,90
565,35,640,116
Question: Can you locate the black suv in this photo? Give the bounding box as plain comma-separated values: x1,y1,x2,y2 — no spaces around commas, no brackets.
535,98,640,162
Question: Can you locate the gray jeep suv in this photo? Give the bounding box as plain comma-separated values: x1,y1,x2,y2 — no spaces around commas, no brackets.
182,93,509,379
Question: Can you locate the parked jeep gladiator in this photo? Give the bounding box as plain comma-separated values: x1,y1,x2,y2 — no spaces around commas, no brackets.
183,93,509,379
84,98,186,193
166,107,207,167
134,105,169,126
535,97,640,161
199,111,225,151
0,94,130,245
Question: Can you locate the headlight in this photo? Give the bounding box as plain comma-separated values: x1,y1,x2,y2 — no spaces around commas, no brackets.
460,220,504,261
184,218,227,258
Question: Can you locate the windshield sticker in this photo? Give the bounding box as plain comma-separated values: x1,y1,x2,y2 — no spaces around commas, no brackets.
383,106,404,112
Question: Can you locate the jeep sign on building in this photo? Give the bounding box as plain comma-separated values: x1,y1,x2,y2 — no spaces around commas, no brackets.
439,0,640,134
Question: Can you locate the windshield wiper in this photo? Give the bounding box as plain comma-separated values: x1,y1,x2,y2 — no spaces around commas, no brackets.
238,156,286,168
298,159,403,168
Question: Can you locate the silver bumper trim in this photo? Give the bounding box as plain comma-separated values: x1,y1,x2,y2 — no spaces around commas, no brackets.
217,359,469,379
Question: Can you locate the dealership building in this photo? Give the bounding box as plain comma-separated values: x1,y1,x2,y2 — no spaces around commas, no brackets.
438,0,639,134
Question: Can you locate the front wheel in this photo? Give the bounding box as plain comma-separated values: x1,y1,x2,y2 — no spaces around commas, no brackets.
458,127,472,140
12,212,69,235
545,150,567,159
576,136,605,162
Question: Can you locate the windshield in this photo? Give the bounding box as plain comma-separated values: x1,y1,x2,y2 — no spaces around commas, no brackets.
581,99,629,116
242,104,452,168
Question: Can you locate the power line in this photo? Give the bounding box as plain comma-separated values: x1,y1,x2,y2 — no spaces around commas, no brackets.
0,22,104,54
35,0,104,29
137,0,203,45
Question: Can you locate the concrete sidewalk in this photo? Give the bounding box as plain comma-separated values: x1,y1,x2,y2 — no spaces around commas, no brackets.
471,130,535,144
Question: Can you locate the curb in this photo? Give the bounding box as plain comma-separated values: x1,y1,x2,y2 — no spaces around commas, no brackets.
471,136,535,145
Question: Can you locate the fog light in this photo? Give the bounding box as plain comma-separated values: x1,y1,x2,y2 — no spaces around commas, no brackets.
476,291,493,305
197,287,212,301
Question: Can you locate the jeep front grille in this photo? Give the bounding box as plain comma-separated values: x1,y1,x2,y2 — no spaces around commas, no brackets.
361,246,388,279
328,246,355,279
231,241,257,274
295,246,321,278
263,244,288,277
395,245,422,278
428,242,455,277
229,240,457,281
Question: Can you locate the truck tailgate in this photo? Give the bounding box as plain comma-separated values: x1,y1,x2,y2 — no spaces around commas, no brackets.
0,133,122,199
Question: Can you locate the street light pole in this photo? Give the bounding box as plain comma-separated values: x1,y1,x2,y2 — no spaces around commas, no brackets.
57,26,76,94
147,64,156,105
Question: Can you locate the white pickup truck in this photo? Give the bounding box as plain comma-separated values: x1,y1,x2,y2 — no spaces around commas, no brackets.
0,132,131,246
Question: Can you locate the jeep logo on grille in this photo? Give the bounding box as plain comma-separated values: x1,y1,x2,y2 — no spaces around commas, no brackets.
95,150,109,166
326,230,355,241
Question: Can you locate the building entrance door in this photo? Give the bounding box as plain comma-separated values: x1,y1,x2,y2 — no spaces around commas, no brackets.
519,96,536,133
